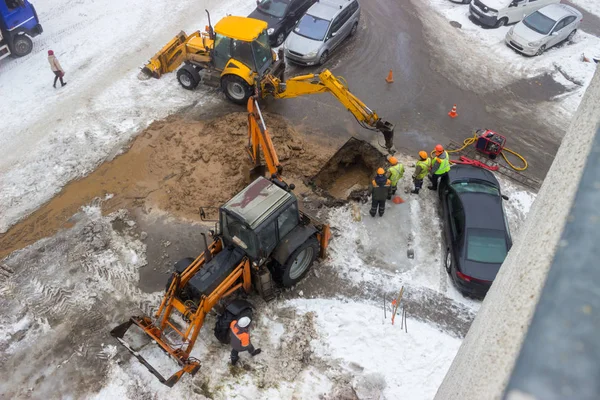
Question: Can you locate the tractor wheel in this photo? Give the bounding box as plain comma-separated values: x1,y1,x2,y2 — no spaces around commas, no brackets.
177,65,200,90
276,237,319,287
11,35,33,57
221,75,253,105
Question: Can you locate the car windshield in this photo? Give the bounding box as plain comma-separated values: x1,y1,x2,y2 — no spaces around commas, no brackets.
451,181,499,196
467,228,508,264
294,14,331,41
222,212,259,258
523,11,556,35
252,32,273,73
257,0,290,18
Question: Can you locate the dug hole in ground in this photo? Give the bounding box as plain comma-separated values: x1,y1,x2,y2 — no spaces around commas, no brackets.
0,109,536,399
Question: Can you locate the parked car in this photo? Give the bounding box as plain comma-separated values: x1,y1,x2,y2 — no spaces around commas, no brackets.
469,0,559,28
284,0,360,66
439,165,512,298
249,0,316,47
505,4,582,56
450,0,471,4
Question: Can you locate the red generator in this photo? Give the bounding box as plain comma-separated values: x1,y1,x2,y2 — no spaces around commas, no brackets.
475,129,505,160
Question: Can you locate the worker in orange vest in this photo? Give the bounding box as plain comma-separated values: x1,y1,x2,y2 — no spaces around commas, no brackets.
230,316,261,365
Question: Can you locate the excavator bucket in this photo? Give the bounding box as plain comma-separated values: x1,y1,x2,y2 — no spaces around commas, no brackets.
140,31,189,79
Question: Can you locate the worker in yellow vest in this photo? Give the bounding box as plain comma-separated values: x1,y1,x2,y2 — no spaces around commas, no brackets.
386,156,404,199
411,151,431,194
428,144,451,191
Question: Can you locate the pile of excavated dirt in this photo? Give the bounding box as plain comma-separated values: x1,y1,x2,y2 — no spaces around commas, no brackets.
0,112,335,259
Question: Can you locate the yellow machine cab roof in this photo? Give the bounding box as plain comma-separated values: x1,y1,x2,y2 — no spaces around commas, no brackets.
214,16,268,42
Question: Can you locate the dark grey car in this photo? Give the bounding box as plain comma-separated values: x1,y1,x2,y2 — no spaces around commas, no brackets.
439,165,513,298
284,0,360,66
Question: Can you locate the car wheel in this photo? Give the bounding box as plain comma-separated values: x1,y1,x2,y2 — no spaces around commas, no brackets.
275,237,319,287
11,35,33,57
275,31,285,47
567,29,576,42
535,45,546,56
176,65,200,90
350,22,358,37
221,75,252,105
495,18,508,28
444,248,452,274
318,50,329,66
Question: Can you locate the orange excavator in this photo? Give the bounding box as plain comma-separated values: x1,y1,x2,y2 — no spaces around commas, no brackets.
110,97,331,387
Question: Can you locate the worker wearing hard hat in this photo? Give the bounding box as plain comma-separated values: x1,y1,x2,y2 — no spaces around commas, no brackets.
370,168,391,217
428,144,451,191
412,151,431,194
230,316,261,366
386,156,405,199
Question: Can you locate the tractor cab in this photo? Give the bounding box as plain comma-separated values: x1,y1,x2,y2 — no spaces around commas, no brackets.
213,16,274,75
220,176,298,262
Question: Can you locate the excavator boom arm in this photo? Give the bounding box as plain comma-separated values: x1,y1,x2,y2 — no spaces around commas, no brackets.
269,70,395,152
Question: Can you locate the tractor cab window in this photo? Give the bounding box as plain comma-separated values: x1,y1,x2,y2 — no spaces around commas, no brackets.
222,212,259,259
257,221,278,256
232,40,255,70
213,33,232,70
5,0,24,10
252,31,273,74
277,203,298,239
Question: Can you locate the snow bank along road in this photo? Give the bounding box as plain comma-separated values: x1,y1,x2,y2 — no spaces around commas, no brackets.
0,0,255,234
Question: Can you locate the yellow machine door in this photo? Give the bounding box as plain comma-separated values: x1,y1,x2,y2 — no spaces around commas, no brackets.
213,34,232,70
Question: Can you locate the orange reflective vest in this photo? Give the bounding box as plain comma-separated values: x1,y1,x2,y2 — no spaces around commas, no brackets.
230,320,250,350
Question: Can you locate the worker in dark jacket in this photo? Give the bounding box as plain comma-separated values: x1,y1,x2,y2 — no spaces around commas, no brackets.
229,316,261,365
370,168,391,217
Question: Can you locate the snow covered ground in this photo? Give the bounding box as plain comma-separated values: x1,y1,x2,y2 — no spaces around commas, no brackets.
0,0,257,234
423,0,600,116
570,0,600,17
0,173,536,399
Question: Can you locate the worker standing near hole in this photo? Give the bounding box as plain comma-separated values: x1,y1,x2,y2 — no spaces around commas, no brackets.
411,151,431,195
230,316,261,366
370,168,391,217
428,144,451,191
386,156,405,199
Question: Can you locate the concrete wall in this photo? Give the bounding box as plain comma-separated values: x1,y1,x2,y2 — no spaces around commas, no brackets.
435,66,600,400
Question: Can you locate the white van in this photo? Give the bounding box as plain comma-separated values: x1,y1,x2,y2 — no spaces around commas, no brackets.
469,0,560,28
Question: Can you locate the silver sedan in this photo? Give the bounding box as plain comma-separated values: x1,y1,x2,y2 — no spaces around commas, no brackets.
505,4,582,56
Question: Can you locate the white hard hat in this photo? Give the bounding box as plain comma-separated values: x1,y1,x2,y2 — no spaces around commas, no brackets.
237,316,251,328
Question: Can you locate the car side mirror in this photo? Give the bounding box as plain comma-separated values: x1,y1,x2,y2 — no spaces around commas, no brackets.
289,11,295,17
551,31,559,36
509,2,517,7
502,194,509,200
331,31,338,37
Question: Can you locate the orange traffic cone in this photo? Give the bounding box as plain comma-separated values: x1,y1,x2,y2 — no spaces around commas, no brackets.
448,104,458,118
385,69,394,83
392,195,404,204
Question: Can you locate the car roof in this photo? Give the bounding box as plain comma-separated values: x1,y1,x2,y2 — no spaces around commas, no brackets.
214,16,268,42
447,164,500,188
307,0,353,20
538,4,581,21
458,192,506,230
222,177,293,229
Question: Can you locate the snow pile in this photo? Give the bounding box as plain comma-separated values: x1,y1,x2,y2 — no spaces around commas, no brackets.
0,0,255,234
419,0,600,115
0,205,149,399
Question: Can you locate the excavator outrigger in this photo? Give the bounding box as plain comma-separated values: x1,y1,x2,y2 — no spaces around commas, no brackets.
140,11,395,153
110,97,331,388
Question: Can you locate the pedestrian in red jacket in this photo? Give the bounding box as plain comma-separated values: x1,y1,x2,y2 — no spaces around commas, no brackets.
48,50,67,88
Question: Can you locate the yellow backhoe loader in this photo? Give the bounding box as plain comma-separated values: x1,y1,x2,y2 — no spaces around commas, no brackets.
141,11,395,153
110,97,331,388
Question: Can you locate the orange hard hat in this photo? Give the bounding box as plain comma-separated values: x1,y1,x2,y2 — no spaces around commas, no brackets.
377,168,385,175
418,151,428,160
388,156,398,165
435,144,444,154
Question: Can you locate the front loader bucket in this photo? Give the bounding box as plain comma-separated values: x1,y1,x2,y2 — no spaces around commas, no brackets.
110,317,201,388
